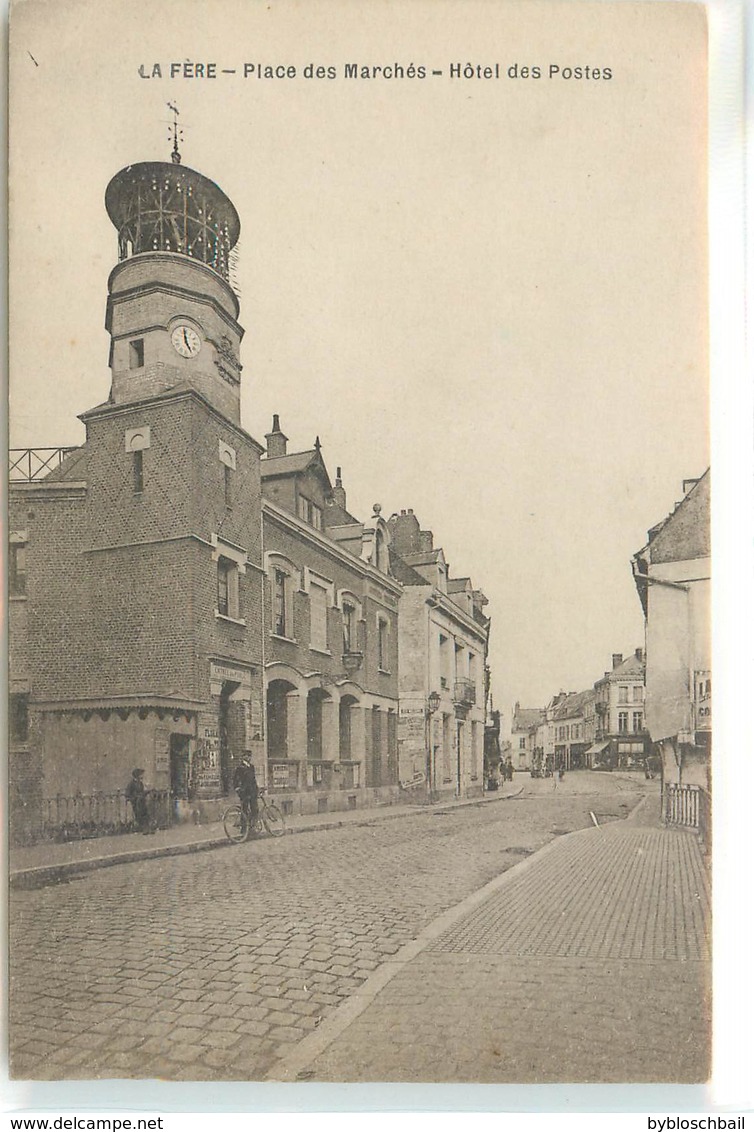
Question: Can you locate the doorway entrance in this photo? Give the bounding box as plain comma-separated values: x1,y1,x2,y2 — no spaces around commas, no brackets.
170,734,191,800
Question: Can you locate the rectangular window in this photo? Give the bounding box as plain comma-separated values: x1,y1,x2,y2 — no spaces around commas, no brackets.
217,558,240,620
224,464,233,509
633,685,643,703
633,712,643,733
297,495,309,523
9,543,27,596
311,504,323,530
10,693,29,744
310,582,328,651
378,618,389,671
217,559,230,617
273,569,288,637
133,449,144,494
438,633,449,688
619,686,629,704
129,339,144,368
519,737,526,750
342,602,356,652
618,711,629,733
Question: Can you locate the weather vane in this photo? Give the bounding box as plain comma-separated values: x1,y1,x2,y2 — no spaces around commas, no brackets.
167,102,182,164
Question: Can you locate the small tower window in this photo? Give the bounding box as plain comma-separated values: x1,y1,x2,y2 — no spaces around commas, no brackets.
217,557,240,620
224,464,233,509
9,542,27,596
10,693,29,744
133,450,144,494
129,339,145,369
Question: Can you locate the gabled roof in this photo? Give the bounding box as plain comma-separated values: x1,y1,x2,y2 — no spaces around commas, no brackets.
389,549,428,586
639,467,710,565
261,450,318,477
552,688,594,721
261,447,334,493
512,707,545,731
325,499,361,527
447,577,472,593
605,654,644,679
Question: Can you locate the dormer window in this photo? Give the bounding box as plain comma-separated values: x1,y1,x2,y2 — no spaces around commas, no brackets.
297,495,323,530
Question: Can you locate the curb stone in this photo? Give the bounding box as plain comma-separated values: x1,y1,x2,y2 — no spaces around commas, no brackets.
10,788,526,890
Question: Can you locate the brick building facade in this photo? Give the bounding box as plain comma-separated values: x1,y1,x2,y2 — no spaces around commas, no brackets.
259,420,402,815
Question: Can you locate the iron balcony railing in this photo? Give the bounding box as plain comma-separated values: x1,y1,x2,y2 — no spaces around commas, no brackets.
9,447,81,482
453,679,477,706
40,789,173,842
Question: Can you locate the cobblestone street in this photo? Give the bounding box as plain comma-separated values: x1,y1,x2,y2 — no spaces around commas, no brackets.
10,776,662,1082
291,816,711,1084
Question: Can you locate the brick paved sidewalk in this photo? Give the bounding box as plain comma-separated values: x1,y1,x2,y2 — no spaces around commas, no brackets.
274,814,711,1084
8,786,525,888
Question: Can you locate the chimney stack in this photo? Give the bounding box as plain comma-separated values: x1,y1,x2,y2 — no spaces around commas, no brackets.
265,414,288,459
635,647,644,662
612,653,623,670
387,509,422,555
332,466,347,510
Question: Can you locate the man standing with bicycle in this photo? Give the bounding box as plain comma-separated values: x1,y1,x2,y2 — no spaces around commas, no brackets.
232,756,259,823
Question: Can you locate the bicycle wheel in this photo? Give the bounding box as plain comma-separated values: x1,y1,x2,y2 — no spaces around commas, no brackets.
262,803,286,837
223,805,248,843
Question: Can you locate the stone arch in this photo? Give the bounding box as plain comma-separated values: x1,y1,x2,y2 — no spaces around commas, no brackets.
339,692,360,762
266,677,297,761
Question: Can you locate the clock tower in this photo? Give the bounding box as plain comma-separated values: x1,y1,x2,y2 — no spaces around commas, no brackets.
104,147,244,423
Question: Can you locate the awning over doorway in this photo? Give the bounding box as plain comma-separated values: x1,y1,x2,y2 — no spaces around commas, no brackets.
585,740,611,756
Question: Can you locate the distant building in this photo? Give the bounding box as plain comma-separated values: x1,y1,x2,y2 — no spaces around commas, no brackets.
551,689,595,770
632,471,711,791
511,704,545,772
587,651,651,770
388,509,490,800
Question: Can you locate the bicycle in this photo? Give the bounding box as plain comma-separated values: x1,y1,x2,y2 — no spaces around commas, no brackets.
222,788,286,843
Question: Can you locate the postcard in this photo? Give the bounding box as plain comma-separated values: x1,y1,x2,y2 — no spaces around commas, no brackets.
7,0,719,1108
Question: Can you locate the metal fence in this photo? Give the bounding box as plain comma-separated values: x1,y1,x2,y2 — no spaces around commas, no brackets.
664,783,711,851
40,789,173,842
9,447,80,482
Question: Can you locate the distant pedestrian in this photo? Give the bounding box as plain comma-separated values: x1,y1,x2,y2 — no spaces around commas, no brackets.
125,768,153,834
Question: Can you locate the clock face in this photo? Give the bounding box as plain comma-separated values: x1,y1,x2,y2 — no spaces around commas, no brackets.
171,325,202,358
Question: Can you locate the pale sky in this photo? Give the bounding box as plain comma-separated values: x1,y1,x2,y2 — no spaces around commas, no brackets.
9,0,709,712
